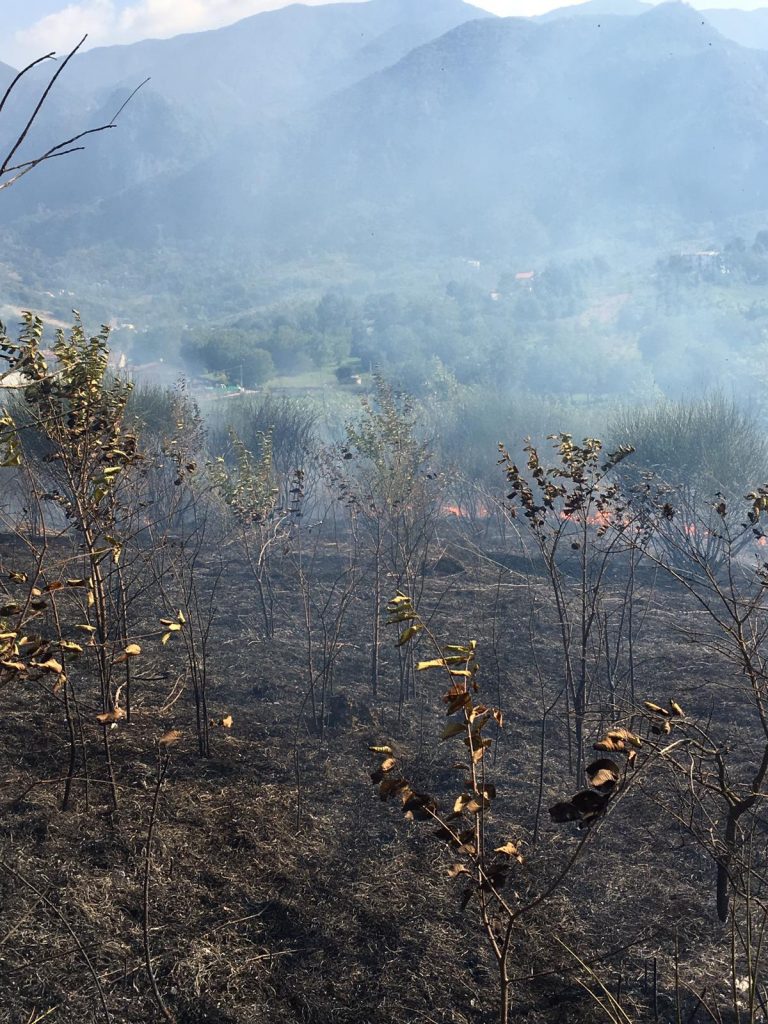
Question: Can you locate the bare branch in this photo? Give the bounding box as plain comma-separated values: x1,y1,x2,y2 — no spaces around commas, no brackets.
0,36,149,192
0,35,89,178
0,52,56,116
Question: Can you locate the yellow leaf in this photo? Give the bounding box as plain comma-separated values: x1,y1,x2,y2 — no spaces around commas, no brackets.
124,643,141,657
669,700,685,717
33,658,63,674
494,841,523,861
644,701,670,717
177,610,186,624
75,624,97,633
220,714,233,729
397,623,423,646
60,640,83,653
161,632,172,645
368,745,393,755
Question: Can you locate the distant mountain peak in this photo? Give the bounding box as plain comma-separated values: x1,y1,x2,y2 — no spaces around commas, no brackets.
608,0,729,55
538,0,652,21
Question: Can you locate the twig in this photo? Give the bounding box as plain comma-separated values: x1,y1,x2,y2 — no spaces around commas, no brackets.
0,859,111,1023
143,752,175,1023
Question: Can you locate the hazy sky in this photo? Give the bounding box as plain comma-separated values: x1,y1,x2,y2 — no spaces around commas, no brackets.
1,0,767,68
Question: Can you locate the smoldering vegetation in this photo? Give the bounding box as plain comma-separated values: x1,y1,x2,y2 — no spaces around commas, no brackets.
2,321,768,1024
7,0,768,1020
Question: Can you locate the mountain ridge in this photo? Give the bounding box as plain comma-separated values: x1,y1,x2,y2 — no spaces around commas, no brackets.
6,1,768,293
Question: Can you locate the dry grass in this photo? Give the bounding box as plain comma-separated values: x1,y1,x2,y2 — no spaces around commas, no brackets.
0,537,757,1024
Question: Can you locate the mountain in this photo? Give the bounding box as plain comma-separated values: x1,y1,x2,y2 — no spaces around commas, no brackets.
538,0,768,54
53,0,489,126
0,0,488,222
54,3,768,262
7,1,768,298
704,8,768,52
537,0,652,21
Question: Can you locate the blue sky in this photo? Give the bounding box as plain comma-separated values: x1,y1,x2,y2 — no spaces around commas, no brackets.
0,0,764,69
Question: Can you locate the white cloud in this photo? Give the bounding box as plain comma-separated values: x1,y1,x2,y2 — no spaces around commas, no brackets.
7,0,368,66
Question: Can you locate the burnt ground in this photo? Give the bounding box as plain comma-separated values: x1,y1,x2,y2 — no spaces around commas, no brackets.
0,528,760,1024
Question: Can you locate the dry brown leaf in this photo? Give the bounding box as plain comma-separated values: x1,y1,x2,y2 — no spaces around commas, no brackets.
453,793,472,814
606,728,642,748
379,776,407,801
441,722,466,741
159,729,182,747
445,692,471,715
494,841,524,863
447,863,470,879
571,790,609,821
586,758,621,791
96,707,127,724
644,701,670,716
549,801,580,823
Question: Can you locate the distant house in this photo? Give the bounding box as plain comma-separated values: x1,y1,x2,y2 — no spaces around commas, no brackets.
514,271,536,292
675,250,723,273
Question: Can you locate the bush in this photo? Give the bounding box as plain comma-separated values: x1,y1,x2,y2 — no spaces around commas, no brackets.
608,393,768,500
206,393,318,478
